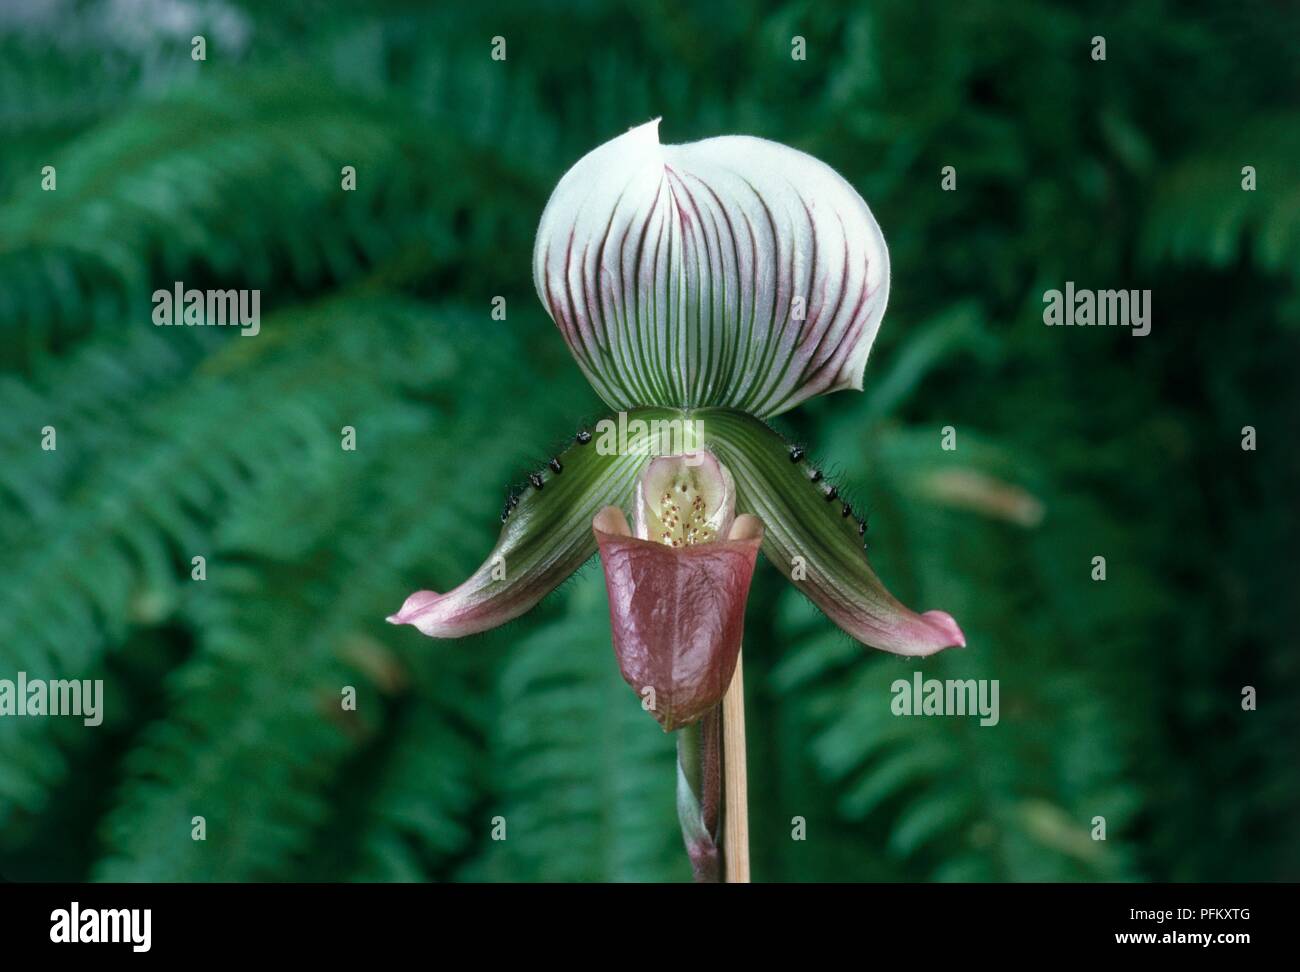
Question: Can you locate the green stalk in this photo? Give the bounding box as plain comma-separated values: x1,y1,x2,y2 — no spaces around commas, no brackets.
675,705,722,882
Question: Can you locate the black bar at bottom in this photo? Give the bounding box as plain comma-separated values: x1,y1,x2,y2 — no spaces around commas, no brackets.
0,881,1286,956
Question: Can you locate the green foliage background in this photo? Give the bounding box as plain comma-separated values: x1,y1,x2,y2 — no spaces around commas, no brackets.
0,0,1296,882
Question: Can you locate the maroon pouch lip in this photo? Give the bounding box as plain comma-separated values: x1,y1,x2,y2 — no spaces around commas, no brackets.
594,527,762,731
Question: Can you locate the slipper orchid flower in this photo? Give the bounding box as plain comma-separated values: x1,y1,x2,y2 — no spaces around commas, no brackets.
388,119,966,875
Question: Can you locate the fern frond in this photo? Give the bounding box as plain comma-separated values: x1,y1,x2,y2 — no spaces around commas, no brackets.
466,573,688,883
771,423,1144,881
0,71,549,365
1140,114,1300,286
0,298,586,827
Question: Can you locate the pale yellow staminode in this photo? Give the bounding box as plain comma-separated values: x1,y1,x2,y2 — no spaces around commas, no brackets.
635,451,736,548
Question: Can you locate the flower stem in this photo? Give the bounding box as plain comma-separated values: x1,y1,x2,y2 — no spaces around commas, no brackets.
676,707,722,882
721,648,751,882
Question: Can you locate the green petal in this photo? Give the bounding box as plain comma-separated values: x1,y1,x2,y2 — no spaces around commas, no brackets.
699,409,966,656
388,408,686,637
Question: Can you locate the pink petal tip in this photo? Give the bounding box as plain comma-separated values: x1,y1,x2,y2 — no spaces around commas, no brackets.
921,610,966,649
385,590,444,628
